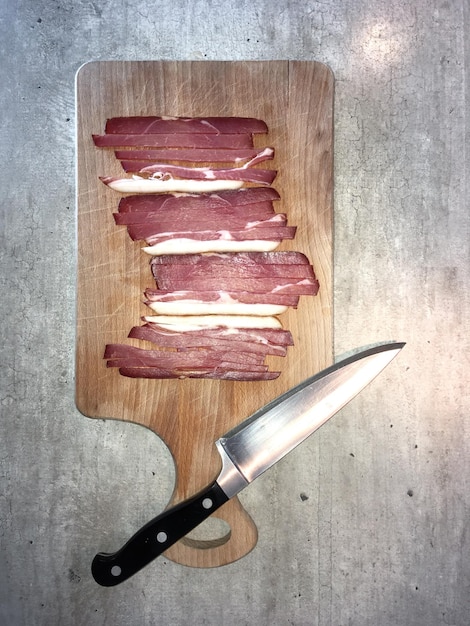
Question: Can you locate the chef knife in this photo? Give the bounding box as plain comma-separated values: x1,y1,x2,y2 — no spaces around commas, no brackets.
91,341,404,586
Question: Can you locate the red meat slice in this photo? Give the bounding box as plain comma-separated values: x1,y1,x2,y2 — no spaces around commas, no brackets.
118,367,280,381
153,276,318,294
113,204,277,225
124,215,287,243
116,203,277,229
92,133,254,149
150,254,314,279
107,358,267,371
152,262,312,281
103,340,277,380
134,323,294,346
143,289,299,307
128,324,289,356
117,188,280,212
150,251,310,266
115,147,274,164
104,344,266,368
104,116,268,135
144,226,295,245
123,162,277,186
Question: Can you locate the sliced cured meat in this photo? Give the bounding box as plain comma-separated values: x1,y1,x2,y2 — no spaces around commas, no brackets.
117,203,277,228
92,133,254,149
128,324,289,356
94,114,318,382
150,251,310,266
118,367,280,381
146,281,308,307
115,147,274,164
130,323,293,345
104,344,265,368
117,208,280,242
104,116,268,135
150,253,314,279
106,319,288,380
100,176,245,194
117,188,280,212
107,358,267,371
144,289,300,307
144,226,296,245
121,163,277,186
113,204,278,225
124,215,287,243
153,276,318,294
146,250,318,312
120,147,274,171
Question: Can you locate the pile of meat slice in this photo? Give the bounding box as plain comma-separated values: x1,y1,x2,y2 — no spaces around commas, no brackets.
93,117,276,194
93,116,319,381
114,187,295,255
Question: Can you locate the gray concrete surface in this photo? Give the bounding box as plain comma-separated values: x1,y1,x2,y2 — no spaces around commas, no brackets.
1,0,469,624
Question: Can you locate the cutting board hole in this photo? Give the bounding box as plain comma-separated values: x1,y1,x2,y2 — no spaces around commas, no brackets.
181,516,231,550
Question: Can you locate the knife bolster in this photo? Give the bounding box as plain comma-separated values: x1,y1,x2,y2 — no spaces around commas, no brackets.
215,439,249,498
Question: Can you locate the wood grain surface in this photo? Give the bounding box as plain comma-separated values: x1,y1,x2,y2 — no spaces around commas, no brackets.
75,60,334,568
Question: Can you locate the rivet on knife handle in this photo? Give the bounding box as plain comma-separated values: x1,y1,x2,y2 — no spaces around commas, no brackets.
91,481,229,586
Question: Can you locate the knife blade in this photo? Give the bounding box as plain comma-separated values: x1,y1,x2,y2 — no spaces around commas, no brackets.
91,341,404,586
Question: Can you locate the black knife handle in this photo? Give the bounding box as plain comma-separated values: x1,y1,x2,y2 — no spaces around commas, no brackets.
91,481,229,586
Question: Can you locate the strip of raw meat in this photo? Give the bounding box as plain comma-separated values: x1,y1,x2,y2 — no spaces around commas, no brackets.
124,215,287,242
135,323,294,346
107,356,267,371
115,147,274,164
147,324,292,345
116,203,277,228
104,344,265,367
92,133,254,149
121,163,277,186
150,257,314,279
153,276,319,294
128,324,288,356
143,289,300,307
144,226,296,246
113,204,277,225
117,188,280,212
118,367,280,381
150,251,310,266
104,116,269,135
107,357,267,371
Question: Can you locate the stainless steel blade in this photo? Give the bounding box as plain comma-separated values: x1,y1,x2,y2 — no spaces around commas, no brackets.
216,342,404,497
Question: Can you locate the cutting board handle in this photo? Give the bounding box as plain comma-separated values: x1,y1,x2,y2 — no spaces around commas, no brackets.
163,496,258,568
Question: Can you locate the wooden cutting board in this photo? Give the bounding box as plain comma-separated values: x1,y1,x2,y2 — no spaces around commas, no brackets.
75,60,334,568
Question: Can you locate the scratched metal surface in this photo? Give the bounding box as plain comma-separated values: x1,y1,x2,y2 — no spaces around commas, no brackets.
1,1,469,625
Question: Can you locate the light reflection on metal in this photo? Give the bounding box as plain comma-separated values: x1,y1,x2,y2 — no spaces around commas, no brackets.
216,343,404,496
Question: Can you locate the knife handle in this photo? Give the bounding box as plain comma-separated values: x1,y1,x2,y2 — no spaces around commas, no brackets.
91,481,229,586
